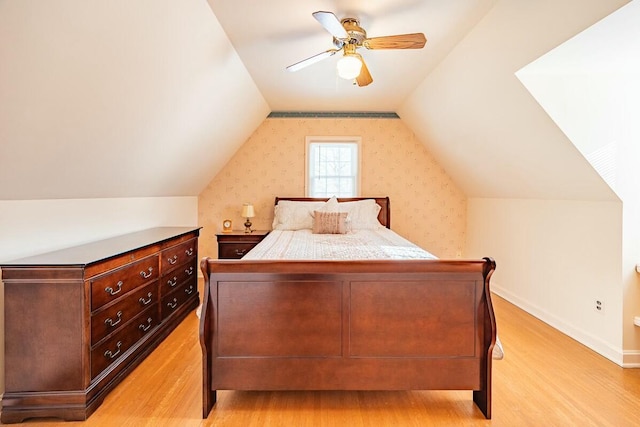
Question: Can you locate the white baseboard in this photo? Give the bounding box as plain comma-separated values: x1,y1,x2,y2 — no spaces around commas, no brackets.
491,285,627,367
622,350,640,367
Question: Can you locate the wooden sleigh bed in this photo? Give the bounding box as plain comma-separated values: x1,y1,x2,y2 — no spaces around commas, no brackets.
199,197,497,419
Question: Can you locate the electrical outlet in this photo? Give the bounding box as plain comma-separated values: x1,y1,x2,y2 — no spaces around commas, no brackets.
595,300,605,314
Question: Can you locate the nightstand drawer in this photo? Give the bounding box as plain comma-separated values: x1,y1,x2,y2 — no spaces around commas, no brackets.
218,243,256,259
216,230,269,259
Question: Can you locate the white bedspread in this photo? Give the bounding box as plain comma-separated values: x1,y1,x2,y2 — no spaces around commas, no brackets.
241,228,505,361
243,228,437,260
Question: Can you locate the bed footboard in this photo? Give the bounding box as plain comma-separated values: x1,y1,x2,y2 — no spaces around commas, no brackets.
199,257,496,419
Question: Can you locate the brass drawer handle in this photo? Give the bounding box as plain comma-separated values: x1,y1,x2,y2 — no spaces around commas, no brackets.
167,276,178,287
104,311,123,327
104,341,122,360
139,292,153,306
139,317,153,332
185,248,194,256
167,298,178,310
185,266,194,276
105,281,123,296
139,267,153,279
184,285,195,295
167,255,178,265
235,249,247,256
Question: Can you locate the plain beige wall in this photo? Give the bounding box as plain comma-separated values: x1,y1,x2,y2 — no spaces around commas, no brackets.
198,117,467,261
466,198,624,364
515,0,640,363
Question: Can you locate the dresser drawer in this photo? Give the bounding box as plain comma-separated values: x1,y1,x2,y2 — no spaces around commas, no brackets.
161,239,197,272
91,281,159,346
91,307,159,379
161,258,197,297
90,255,159,311
161,281,197,320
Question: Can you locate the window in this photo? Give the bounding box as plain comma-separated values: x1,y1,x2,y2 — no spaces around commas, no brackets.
306,137,361,197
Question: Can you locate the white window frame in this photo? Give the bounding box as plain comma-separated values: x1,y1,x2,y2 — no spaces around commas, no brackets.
305,136,362,198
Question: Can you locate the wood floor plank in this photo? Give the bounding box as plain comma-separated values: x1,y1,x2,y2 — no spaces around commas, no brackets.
6,293,640,426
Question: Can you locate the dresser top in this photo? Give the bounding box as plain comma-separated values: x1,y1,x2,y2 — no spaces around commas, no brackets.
1,227,201,267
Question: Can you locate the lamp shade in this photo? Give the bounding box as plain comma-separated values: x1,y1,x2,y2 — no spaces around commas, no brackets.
336,55,362,80
241,203,255,218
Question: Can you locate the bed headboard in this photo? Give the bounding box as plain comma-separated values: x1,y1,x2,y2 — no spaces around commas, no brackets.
274,197,391,229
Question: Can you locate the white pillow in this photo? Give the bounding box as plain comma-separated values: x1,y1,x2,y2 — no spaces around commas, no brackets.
320,195,339,212
337,199,383,230
272,198,383,230
272,200,329,230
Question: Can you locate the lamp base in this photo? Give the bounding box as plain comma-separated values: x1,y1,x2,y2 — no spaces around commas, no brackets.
244,219,253,233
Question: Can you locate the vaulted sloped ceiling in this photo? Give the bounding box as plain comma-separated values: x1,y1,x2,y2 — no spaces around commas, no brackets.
0,0,629,202
399,0,627,201
515,0,640,197
0,0,269,200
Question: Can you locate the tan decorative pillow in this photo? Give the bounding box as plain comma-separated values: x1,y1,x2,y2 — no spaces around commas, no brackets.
312,211,348,234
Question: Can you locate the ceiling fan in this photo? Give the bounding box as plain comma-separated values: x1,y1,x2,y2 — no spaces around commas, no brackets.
286,11,427,87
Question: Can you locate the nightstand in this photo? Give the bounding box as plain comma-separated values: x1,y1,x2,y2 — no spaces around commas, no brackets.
216,230,270,259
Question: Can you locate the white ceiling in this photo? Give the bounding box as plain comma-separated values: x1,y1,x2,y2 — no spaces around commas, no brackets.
207,0,498,112
0,0,628,202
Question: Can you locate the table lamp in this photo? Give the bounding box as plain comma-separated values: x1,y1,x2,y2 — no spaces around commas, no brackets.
241,203,255,233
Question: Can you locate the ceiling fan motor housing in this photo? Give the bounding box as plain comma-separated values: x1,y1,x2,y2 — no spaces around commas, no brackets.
333,18,367,49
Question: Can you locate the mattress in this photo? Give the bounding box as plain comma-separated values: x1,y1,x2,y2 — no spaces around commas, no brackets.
242,228,438,260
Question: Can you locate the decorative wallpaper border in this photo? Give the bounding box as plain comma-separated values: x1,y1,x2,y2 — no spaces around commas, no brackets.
268,112,400,119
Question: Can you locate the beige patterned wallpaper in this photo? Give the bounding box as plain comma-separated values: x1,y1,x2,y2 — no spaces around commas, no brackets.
198,117,466,260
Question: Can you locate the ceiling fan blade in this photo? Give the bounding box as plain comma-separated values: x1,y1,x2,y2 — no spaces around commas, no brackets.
286,49,339,72
364,33,427,50
312,11,349,40
354,54,373,87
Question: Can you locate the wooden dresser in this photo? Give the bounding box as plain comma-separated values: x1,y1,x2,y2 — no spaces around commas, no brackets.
0,227,201,423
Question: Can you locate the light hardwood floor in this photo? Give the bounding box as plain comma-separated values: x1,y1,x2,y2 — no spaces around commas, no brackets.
5,292,640,426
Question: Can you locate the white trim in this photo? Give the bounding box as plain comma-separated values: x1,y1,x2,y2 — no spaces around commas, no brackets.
491,284,626,367
623,350,640,368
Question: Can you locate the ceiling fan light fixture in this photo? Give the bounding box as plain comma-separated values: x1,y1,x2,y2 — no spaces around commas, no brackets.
287,11,426,87
336,54,362,80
